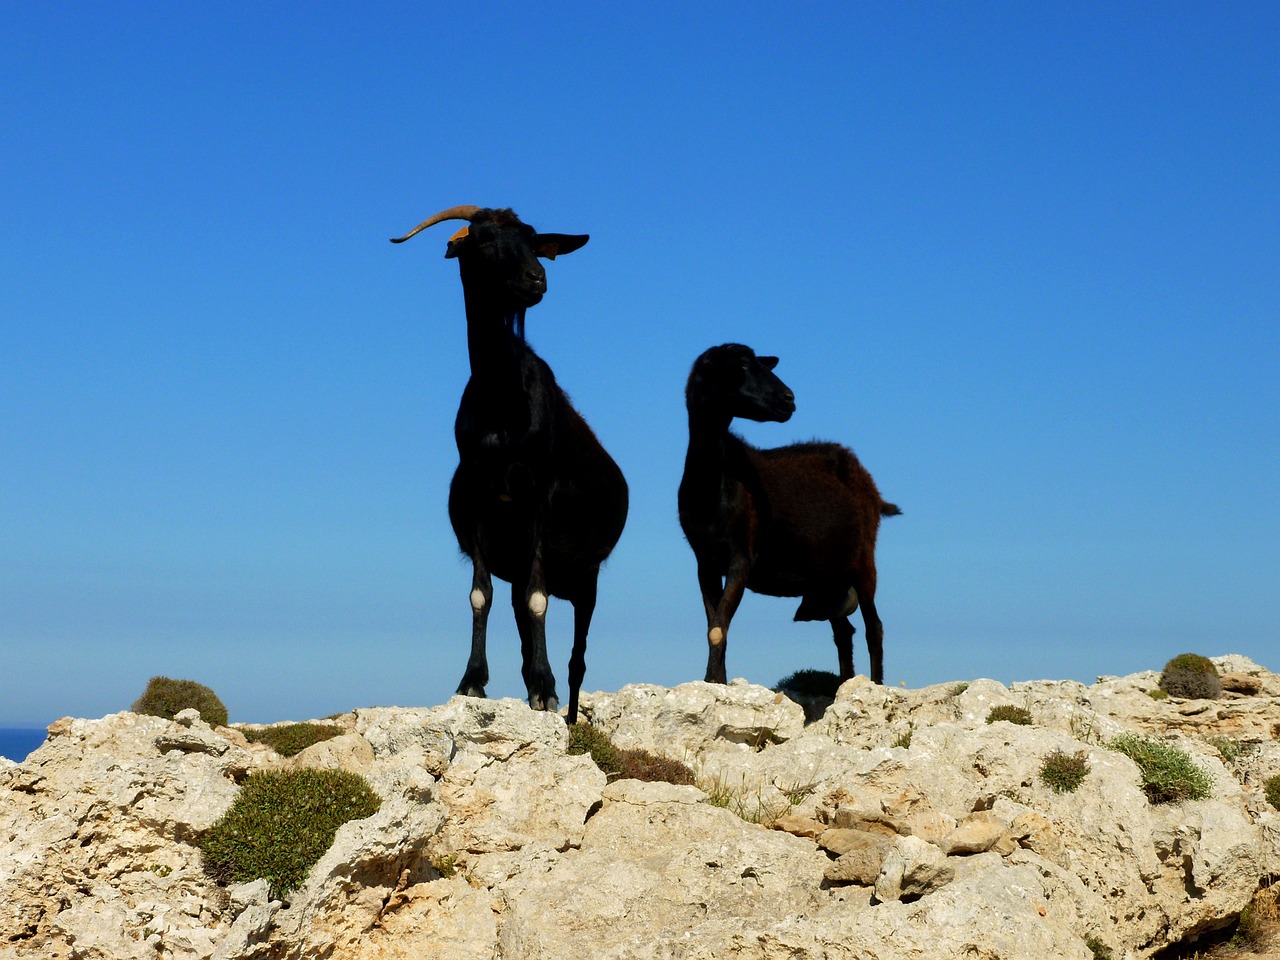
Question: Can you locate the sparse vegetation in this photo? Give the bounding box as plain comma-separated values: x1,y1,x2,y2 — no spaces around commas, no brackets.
1040,750,1091,793
1106,733,1213,804
951,682,970,696
1233,882,1280,948
1208,736,1249,766
132,676,228,727
1264,775,1280,811
567,723,695,784
1085,935,1114,960
200,768,382,900
239,722,345,758
700,772,811,826
1159,653,1222,701
892,726,913,749
430,853,459,879
567,722,625,777
986,704,1033,725
617,748,696,785
1147,688,1170,701
1069,712,1102,745
775,669,842,699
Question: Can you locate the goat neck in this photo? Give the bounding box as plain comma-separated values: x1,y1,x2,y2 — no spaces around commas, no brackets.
459,284,528,383
682,396,741,500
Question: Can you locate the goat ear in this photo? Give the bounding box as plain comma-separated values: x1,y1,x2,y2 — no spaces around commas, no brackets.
759,356,780,370
534,233,589,260
444,225,470,259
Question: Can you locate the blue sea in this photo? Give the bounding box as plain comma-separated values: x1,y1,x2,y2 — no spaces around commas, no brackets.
0,728,47,763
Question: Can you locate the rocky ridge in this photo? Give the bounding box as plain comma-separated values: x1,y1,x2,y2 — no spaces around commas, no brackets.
3,655,1280,959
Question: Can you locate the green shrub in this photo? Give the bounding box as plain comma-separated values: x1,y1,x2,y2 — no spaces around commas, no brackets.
1158,653,1222,700
892,727,913,749
568,723,695,784
618,748,696,785
133,676,228,727
986,705,1033,725
1084,935,1114,960
1107,733,1213,804
1264,775,1280,811
430,853,459,879
1146,688,1169,701
200,769,381,900
951,683,970,696
1040,750,1090,793
239,723,344,758
775,669,842,699
1210,736,1249,765
567,722,625,778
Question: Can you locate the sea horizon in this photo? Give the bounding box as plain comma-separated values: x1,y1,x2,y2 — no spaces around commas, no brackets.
0,727,48,763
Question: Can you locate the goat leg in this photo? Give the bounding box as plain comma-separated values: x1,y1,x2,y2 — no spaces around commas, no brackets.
516,550,560,714
831,617,856,680
457,560,493,697
701,559,748,685
859,593,885,685
565,571,599,725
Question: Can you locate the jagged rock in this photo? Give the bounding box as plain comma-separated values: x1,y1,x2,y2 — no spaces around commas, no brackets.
771,814,824,838
281,732,374,774
938,810,1015,855
3,658,1280,959
875,834,955,901
577,679,806,756
821,829,894,885
1221,672,1264,695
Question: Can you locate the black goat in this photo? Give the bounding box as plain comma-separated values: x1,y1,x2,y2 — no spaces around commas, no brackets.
677,343,900,687
391,205,628,723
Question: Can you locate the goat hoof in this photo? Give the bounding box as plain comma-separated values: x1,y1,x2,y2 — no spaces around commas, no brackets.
529,695,560,714
458,684,486,698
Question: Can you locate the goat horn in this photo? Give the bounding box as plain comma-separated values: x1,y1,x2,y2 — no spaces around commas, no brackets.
389,205,482,243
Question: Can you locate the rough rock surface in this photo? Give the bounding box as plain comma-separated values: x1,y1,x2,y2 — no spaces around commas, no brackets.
3,655,1280,959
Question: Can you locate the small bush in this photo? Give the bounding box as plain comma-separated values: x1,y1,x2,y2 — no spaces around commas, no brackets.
239,723,344,758
775,669,842,699
133,676,228,727
1158,652,1222,700
430,853,459,879
951,683,970,696
1209,736,1249,765
892,727,913,749
567,722,625,778
1084,935,1114,960
1107,733,1213,804
986,705,1033,725
200,768,381,900
1040,750,1090,793
1264,775,1280,810
1146,688,1169,701
618,748,696,785
568,723,695,784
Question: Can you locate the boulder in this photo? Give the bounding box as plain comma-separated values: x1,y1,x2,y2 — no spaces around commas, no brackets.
3,657,1280,959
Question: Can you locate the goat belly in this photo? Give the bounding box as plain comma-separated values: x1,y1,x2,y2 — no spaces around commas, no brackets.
743,564,811,599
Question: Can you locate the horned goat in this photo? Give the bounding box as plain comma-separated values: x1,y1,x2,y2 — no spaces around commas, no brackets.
392,205,628,723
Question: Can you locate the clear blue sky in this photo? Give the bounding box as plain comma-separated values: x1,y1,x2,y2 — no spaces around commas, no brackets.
3,4,1277,727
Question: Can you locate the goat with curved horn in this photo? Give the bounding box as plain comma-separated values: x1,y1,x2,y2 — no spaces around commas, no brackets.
392,205,626,724
389,204,482,243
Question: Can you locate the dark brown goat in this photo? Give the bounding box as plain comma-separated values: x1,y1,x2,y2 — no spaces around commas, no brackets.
392,206,628,723
678,343,900,686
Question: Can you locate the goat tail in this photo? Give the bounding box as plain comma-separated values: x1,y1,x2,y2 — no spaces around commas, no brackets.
881,501,903,517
